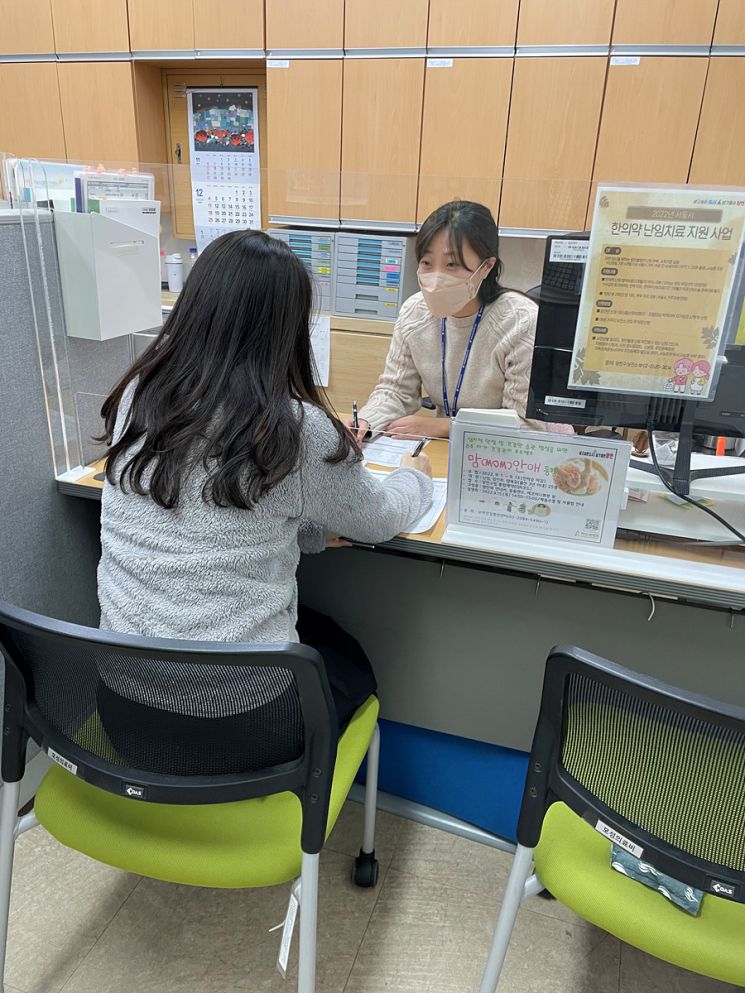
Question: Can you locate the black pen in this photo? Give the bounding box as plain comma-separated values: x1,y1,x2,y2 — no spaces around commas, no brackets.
352,401,359,430
410,438,427,458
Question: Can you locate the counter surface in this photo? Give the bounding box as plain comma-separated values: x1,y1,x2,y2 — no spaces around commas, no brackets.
57,440,745,610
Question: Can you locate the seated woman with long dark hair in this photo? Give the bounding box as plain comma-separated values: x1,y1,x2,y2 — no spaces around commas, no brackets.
96,230,432,773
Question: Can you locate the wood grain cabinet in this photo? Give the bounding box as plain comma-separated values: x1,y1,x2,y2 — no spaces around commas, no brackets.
344,0,429,51
712,0,745,48
500,57,606,231
56,61,167,210
265,0,344,52
341,59,425,226
128,0,195,54
516,0,615,48
427,0,519,50
0,0,56,56
325,331,391,416
590,57,709,222
418,58,512,223
267,60,343,223
51,0,130,56
193,0,264,54
611,0,719,48
690,58,745,187
0,64,65,160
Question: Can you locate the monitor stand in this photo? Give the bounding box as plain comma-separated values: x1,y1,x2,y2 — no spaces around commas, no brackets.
630,402,745,497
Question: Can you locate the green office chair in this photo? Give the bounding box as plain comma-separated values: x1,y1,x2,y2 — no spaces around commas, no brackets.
479,646,745,992
0,601,381,993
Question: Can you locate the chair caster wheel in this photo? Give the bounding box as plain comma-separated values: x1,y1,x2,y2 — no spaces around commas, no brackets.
352,849,379,888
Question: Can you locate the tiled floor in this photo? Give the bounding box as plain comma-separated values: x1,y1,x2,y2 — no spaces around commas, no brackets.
5,801,741,993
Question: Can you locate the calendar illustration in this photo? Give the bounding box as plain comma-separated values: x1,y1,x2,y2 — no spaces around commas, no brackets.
187,88,261,253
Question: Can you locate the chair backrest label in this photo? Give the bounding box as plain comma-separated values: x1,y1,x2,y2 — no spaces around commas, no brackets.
710,879,736,897
122,783,147,800
48,748,78,776
595,819,644,859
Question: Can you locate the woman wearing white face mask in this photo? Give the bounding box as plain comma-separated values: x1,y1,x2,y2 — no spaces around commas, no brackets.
348,200,546,441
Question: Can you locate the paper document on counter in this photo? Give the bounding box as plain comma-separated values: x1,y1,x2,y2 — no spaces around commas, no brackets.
366,469,447,534
310,315,330,387
363,436,428,467
406,478,447,533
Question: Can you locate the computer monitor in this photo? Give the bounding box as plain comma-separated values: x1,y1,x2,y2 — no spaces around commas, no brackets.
527,232,745,495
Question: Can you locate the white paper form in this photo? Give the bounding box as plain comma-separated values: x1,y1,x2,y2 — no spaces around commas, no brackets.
406,478,447,533
310,315,330,387
362,436,428,467
366,469,447,534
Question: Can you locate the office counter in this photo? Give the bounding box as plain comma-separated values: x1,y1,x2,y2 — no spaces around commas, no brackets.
56,441,745,838
58,440,745,610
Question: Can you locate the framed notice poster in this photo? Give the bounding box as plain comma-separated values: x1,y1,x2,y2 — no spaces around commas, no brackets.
187,88,261,252
570,185,745,401
448,422,630,547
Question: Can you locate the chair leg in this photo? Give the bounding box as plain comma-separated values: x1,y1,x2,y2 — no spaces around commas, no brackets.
297,852,319,993
362,724,379,854
0,781,20,993
353,724,380,888
478,844,535,993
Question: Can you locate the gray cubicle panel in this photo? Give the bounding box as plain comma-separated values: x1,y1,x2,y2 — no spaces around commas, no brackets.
0,211,101,624
66,334,133,466
0,210,145,805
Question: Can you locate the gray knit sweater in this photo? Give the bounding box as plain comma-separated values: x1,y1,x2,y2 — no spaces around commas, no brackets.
98,396,433,648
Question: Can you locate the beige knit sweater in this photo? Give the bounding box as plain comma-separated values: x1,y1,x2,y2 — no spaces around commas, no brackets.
359,290,541,434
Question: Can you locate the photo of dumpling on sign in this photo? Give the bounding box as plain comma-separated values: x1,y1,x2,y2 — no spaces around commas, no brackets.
552,458,609,497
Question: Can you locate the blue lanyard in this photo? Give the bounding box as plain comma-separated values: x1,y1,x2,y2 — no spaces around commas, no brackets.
441,305,484,418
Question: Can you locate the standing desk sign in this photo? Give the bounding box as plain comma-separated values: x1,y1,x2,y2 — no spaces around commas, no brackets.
570,185,745,401
449,425,631,547
186,88,261,253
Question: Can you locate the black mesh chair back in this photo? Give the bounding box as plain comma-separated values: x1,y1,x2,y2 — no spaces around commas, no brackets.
518,646,745,903
0,601,338,854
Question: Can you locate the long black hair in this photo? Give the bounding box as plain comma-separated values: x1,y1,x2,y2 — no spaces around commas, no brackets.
101,229,357,510
415,200,509,306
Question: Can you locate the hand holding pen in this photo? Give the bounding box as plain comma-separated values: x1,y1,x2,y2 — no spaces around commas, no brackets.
344,400,369,442
400,438,432,477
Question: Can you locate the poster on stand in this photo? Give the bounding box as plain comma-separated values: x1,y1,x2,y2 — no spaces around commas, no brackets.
187,88,261,252
449,424,630,548
570,185,745,401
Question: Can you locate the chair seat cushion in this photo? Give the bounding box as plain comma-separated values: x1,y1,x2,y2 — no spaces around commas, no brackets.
35,696,379,889
534,802,745,987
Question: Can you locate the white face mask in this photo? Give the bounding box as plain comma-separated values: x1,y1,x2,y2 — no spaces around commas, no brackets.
417,261,488,318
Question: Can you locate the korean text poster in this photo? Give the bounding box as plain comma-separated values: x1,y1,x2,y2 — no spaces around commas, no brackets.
571,185,745,400
453,429,630,547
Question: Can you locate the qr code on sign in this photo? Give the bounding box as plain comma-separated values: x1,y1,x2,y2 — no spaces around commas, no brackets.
585,519,601,532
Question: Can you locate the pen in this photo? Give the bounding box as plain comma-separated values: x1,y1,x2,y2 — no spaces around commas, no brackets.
352,401,359,430
410,438,427,458
384,433,450,443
